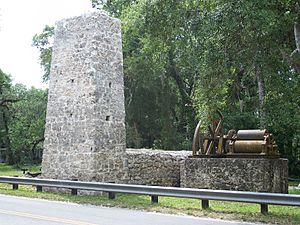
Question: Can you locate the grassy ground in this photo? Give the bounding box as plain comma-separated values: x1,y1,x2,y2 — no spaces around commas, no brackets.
0,163,40,176
0,163,299,225
289,180,300,187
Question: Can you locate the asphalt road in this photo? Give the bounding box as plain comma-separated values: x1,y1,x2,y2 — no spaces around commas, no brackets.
0,194,262,225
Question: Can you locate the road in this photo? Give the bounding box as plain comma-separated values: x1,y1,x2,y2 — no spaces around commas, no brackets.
0,194,263,225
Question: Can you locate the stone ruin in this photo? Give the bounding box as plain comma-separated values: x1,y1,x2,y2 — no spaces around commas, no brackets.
42,10,126,182
42,10,288,193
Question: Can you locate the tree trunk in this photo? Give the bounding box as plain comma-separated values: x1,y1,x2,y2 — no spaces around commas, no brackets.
286,20,300,73
2,110,13,164
239,99,243,113
235,69,245,113
167,49,197,140
256,66,266,128
294,21,300,52
31,137,45,161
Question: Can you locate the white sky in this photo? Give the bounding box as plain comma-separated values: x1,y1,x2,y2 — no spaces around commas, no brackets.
0,0,92,89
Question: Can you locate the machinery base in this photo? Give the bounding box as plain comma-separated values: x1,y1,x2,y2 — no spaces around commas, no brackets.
180,157,288,193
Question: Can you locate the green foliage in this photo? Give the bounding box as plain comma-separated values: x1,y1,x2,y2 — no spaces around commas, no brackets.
0,69,47,165
0,70,13,163
0,69,12,96
115,0,198,149
8,85,47,164
32,25,54,82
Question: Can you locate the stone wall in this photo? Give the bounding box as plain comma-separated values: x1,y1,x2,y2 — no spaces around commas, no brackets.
181,158,288,193
42,10,126,183
123,149,190,187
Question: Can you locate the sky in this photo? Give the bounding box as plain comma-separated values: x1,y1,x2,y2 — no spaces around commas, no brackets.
0,0,92,89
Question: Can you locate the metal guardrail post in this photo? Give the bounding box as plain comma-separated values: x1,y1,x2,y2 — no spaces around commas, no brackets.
260,204,268,215
108,192,116,200
201,199,209,209
12,183,18,190
107,181,116,200
36,186,42,192
12,176,18,190
151,195,158,204
71,179,78,195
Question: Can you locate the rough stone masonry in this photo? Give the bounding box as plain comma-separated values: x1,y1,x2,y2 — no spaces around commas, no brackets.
181,158,288,193
42,10,126,182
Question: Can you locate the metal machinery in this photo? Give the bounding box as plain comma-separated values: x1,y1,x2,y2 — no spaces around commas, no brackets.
192,110,279,157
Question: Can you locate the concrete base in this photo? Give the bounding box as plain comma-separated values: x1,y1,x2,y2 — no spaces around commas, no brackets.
180,158,288,193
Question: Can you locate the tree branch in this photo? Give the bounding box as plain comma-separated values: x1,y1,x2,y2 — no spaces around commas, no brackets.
0,99,20,107
31,137,45,160
281,49,300,74
291,21,300,57
168,51,191,104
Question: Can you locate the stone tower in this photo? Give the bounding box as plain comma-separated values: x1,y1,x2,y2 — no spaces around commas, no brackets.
42,10,126,182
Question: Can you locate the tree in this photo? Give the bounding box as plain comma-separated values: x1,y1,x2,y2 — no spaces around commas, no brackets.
8,85,47,164
32,25,54,82
0,69,47,165
0,69,14,163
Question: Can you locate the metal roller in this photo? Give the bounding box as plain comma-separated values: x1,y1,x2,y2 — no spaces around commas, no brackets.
236,129,267,140
233,140,266,153
191,110,279,157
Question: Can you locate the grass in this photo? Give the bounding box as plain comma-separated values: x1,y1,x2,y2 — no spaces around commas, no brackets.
289,180,300,187
0,163,299,225
0,163,40,176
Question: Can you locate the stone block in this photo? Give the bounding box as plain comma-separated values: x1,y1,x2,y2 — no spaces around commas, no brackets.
123,149,190,186
180,158,288,193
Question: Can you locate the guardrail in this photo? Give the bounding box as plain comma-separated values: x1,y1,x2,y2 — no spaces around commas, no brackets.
0,176,299,215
